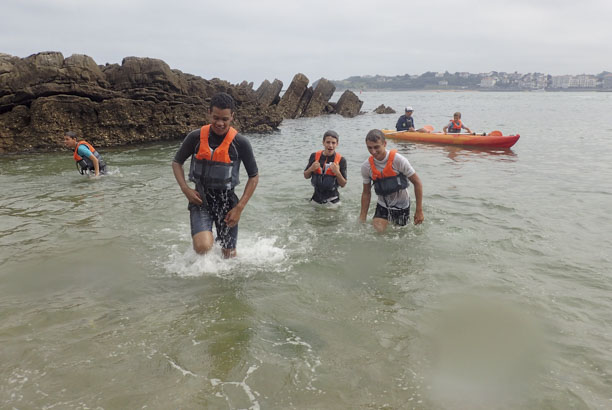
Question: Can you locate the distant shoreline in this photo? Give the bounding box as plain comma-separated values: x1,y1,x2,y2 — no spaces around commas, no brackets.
333,88,612,93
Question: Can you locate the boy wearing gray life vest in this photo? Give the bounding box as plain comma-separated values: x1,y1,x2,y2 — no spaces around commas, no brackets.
359,129,424,232
171,92,259,259
63,131,106,177
303,130,347,204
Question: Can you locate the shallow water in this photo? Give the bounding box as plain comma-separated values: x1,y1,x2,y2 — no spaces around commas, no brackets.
1,91,611,409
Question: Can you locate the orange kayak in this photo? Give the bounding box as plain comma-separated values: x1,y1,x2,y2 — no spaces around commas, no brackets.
382,129,520,148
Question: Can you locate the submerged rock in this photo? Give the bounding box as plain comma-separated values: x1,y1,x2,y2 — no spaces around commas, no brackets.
373,104,396,114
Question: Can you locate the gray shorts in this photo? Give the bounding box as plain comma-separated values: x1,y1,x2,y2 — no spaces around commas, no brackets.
189,195,238,250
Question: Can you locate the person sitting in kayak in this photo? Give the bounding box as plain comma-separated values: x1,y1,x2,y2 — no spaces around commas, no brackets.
304,130,347,204
443,112,472,134
396,107,431,133
396,107,415,131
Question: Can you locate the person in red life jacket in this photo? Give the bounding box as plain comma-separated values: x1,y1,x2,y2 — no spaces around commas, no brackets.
171,92,259,259
303,130,347,204
359,129,424,232
443,112,472,134
62,131,106,176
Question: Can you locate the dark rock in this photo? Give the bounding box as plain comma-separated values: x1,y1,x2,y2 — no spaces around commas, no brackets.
255,79,283,106
0,51,117,113
0,52,283,153
302,78,335,117
373,104,396,114
278,73,309,119
295,87,313,119
334,90,363,118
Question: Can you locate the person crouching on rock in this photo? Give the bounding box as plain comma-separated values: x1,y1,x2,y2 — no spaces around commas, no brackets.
63,131,106,176
303,130,348,205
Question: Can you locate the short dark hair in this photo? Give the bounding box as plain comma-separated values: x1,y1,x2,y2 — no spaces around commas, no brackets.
365,129,385,143
64,131,78,139
209,92,235,112
323,130,339,142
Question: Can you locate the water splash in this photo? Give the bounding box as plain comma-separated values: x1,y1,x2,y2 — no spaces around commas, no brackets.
162,235,287,278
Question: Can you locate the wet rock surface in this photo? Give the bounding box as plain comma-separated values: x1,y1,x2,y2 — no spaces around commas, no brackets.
0,52,364,153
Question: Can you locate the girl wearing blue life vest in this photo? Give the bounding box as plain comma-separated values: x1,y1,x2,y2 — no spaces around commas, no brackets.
443,112,473,134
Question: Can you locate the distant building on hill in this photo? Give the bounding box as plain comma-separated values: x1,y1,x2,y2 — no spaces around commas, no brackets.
479,77,497,88
332,71,610,91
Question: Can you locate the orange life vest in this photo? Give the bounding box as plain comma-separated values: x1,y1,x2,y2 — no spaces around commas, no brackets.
189,125,239,190
369,149,408,196
311,150,343,196
195,125,238,162
73,140,106,174
313,150,342,175
449,119,463,132
73,141,96,161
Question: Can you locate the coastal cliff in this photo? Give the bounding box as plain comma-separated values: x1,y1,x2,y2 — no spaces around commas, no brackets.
0,52,363,154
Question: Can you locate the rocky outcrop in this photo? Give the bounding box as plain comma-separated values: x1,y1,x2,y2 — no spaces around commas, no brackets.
278,73,310,119
0,52,283,153
255,79,283,106
277,73,363,120
335,90,364,118
303,78,336,117
0,52,366,154
373,104,396,114
294,86,313,119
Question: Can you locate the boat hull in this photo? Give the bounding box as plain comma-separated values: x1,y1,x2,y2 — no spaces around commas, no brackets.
382,130,520,148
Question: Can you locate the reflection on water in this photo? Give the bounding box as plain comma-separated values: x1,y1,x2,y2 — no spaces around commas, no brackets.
1,91,612,408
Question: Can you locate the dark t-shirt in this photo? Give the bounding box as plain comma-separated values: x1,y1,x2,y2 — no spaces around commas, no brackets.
174,128,258,205
305,152,347,203
396,115,415,131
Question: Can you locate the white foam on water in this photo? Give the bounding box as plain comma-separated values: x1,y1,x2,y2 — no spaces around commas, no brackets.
163,353,197,377
104,167,121,177
210,364,261,410
261,324,323,393
162,235,287,278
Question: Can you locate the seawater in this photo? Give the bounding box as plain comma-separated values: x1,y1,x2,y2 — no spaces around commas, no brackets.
1,91,611,409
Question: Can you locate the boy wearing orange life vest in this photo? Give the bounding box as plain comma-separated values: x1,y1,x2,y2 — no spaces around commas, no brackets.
171,92,259,259
62,131,106,176
303,130,347,204
359,129,424,232
443,112,472,134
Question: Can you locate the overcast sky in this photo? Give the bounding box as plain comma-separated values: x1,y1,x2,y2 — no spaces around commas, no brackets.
2,0,611,87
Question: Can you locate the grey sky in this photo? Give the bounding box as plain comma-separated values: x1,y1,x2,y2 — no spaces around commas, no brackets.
2,0,611,87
